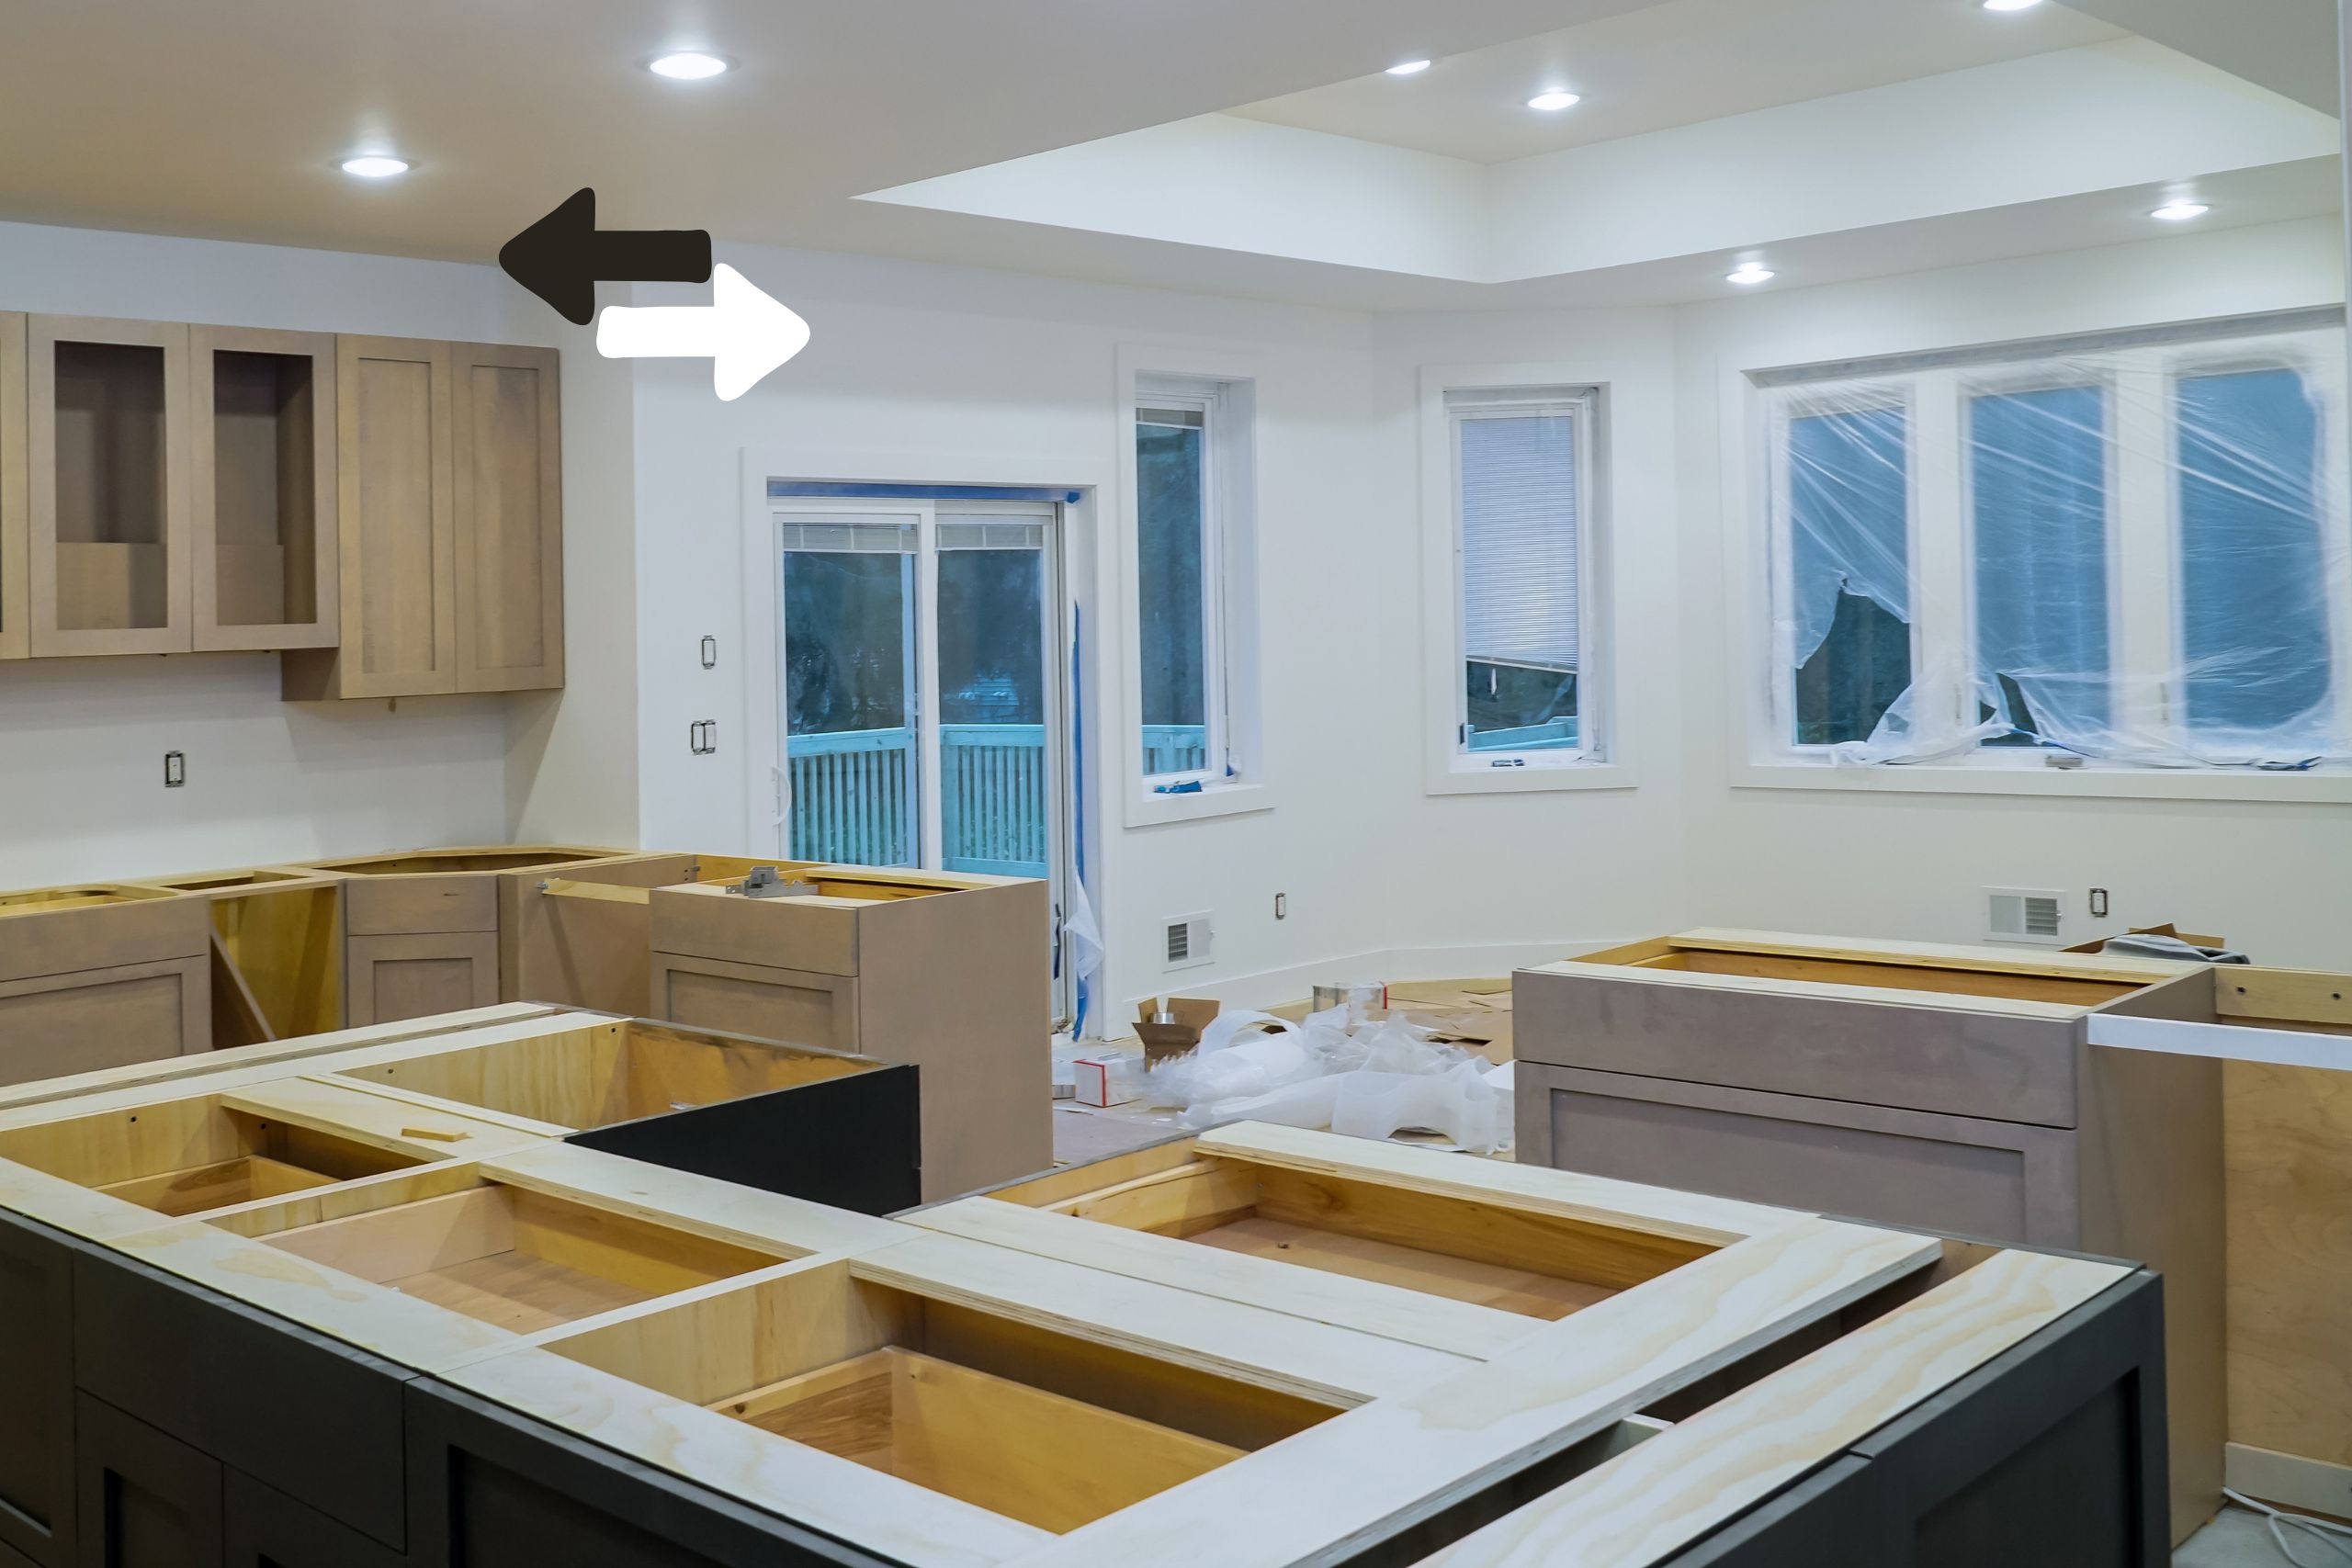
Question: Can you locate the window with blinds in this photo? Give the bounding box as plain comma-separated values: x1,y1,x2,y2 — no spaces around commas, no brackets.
1449,388,1594,756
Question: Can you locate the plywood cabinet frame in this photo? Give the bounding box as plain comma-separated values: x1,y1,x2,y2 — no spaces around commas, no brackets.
27,313,193,657
188,325,339,652
0,314,26,662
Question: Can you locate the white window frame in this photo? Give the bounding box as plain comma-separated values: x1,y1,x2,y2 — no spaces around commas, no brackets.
1419,365,1629,795
1726,310,2352,803
1117,347,1270,827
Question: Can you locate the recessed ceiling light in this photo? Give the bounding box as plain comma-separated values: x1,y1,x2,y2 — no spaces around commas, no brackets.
1982,0,2045,11
650,51,729,80
1726,263,1776,287
339,155,411,179
1385,60,1432,76
1527,90,1581,112
2151,200,2211,221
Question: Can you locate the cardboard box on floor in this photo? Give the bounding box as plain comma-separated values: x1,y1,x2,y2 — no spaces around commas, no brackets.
1134,998,1221,1065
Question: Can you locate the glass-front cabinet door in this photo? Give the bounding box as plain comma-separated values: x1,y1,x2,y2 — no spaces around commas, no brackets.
190,325,339,651
27,314,192,656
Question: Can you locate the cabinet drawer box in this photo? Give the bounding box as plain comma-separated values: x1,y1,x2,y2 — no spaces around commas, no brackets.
72,1249,411,1549
650,955,856,1052
649,886,859,977
1523,1063,2080,1248
1515,966,2084,1128
0,891,205,987
343,877,497,938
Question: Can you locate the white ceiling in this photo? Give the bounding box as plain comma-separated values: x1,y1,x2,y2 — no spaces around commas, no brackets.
0,0,2338,314
0,0,1646,261
1231,0,2123,165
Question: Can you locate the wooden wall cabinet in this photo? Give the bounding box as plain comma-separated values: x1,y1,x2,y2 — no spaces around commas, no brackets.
283,336,560,700
28,315,192,657
188,328,337,653
1,314,27,662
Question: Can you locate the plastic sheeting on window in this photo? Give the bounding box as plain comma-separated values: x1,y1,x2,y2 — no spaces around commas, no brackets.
1761,321,2350,769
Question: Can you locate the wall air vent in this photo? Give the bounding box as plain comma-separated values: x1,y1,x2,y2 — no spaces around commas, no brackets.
1985,888,2066,947
1163,912,1213,971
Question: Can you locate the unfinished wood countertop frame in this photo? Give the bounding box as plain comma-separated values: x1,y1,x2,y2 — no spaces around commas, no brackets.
0,999,2153,1568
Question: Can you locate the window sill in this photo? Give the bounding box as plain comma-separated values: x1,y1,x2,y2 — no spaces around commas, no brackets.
1731,756,2352,804
1427,759,1636,797
1125,779,1279,828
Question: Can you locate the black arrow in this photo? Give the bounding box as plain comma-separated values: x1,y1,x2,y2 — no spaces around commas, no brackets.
499,188,712,326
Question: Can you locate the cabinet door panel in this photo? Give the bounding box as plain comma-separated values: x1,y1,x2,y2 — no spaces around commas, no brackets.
347,932,499,1025
1,312,26,661
0,1212,76,1566
334,335,455,696
0,958,206,1089
221,1471,401,1568
27,316,192,658
189,327,337,652
451,344,560,693
1524,1063,2079,1247
650,954,856,1052
74,1396,222,1568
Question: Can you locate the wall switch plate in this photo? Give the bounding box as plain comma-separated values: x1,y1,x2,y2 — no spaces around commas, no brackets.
163,751,186,788
2089,887,2110,919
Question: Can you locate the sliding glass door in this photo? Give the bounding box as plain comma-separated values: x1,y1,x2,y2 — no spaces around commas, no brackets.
775,500,1067,886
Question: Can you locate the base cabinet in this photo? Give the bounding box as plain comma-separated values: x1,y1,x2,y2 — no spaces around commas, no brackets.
74,1397,221,1568
0,1211,78,1567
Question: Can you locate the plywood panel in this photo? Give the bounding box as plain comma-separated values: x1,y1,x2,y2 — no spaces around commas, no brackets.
2225,1060,2352,1470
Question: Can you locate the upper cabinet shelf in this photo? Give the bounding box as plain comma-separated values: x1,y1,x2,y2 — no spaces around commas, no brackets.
0,310,560,698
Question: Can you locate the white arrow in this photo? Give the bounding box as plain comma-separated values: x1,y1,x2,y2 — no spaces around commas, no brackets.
594,263,809,401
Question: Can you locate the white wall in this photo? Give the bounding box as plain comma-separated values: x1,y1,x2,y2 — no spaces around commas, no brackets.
0,220,635,885
627,246,1686,1016
1669,217,2352,968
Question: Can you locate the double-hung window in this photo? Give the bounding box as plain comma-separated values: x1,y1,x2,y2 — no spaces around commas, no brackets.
1446,386,1605,766
1133,371,1255,794
1754,311,2349,770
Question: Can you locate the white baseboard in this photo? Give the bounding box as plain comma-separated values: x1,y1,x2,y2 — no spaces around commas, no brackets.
1107,936,1632,1041
2227,1442,2352,1521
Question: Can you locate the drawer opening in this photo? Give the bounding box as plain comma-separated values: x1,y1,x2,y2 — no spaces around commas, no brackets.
247,1181,787,1333
330,1019,878,1130
1619,950,2136,1006
1001,1150,1714,1320
0,1095,419,1219
541,1259,1342,1533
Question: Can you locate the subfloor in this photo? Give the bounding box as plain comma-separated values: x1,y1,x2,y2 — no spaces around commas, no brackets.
2178,1508,2338,1565
1047,1111,2325,1568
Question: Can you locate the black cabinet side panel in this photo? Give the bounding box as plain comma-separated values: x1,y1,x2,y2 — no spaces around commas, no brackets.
0,1211,77,1567
406,1382,905,1568
72,1249,412,1550
566,1064,922,1215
